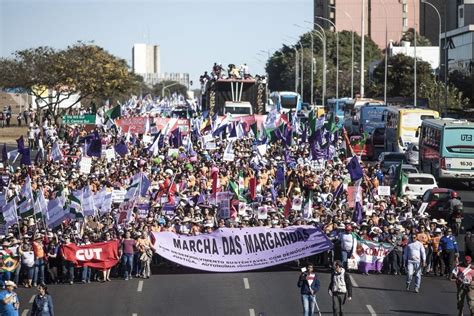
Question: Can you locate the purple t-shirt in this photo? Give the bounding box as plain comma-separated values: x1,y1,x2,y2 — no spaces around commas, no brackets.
122,239,136,255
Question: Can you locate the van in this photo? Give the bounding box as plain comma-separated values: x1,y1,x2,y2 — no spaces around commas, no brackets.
401,173,438,200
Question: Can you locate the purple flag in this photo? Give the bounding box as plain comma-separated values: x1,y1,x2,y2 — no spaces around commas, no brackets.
333,183,344,200
16,136,24,152
86,139,102,157
352,201,363,224
301,125,307,144
20,148,31,166
114,141,128,157
2,143,7,163
274,165,285,186
347,156,363,182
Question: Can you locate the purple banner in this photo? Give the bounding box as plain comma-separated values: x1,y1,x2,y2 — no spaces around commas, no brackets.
153,226,333,272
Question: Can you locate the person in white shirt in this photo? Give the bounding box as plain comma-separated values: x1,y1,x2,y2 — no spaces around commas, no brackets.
403,236,426,293
338,225,356,269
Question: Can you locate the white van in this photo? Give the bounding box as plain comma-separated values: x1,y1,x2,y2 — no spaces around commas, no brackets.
402,173,438,200
224,101,253,116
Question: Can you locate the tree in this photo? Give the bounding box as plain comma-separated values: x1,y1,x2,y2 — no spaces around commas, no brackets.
152,80,188,98
266,30,382,102
370,54,469,109
0,42,138,120
449,70,474,106
396,28,432,46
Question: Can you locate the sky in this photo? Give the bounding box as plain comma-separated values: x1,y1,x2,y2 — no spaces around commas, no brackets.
0,0,313,88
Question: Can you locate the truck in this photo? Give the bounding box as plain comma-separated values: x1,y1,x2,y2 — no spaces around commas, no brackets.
201,77,267,116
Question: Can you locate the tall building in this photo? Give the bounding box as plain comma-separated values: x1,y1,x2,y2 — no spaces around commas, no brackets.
420,0,459,47
132,44,161,74
314,0,419,49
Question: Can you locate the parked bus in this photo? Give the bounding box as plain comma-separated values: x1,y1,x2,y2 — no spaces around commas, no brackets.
359,104,387,134
418,118,474,183
384,106,439,153
269,91,302,113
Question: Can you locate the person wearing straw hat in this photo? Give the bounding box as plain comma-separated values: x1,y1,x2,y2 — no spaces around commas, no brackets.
0,280,19,315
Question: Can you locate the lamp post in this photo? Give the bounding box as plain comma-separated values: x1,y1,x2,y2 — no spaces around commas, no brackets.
380,0,389,104
305,21,327,105
314,16,339,99
413,0,418,107
421,0,441,109
161,82,180,98
328,6,354,99
361,0,366,98
286,36,304,100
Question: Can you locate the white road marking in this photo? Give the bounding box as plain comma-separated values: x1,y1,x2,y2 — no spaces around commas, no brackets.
249,308,255,316
349,275,358,287
132,313,138,316
137,280,143,292
29,295,35,304
366,304,377,316
243,277,250,289
21,310,29,316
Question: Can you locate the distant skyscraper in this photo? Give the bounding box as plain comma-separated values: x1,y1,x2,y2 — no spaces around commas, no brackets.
313,0,419,49
132,44,160,74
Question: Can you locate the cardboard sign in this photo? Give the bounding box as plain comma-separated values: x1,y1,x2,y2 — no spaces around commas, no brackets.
105,148,116,162
202,134,213,144
79,157,92,175
206,142,217,150
377,186,391,196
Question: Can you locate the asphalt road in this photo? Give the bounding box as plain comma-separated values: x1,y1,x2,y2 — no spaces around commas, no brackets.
14,268,460,316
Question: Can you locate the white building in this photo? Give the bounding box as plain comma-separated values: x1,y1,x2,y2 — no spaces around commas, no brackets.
140,73,190,89
389,41,440,72
132,44,160,74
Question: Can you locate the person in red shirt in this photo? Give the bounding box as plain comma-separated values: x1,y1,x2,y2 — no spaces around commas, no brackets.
451,256,474,316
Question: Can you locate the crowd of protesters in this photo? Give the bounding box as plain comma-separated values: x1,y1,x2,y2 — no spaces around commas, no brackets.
0,95,467,297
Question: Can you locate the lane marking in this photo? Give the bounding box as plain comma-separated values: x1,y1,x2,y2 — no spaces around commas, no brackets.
137,280,143,292
29,295,35,304
132,314,138,316
350,275,358,287
243,277,250,289
366,304,377,316
21,310,29,316
249,308,255,316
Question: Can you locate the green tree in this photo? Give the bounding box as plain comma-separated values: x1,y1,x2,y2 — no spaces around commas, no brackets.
397,28,432,46
152,80,188,98
449,70,474,105
0,42,138,120
266,30,382,102
370,54,469,109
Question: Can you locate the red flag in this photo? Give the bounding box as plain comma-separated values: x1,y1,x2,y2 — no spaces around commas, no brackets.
61,240,120,271
284,198,292,218
212,170,219,197
249,177,256,200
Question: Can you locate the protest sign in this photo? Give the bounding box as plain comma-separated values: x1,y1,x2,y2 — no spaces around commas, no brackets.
350,235,394,273
111,189,126,203
168,148,179,157
61,240,120,270
153,226,333,272
163,203,177,216
292,197,302,211
116,117,148,134
105,148,116,162
80,157,92,174
117,200,134,224
202,134,213,144
347,186,362,208
206,142,217,150
223,153,235,162
257,206,267,219
418,202,428,215
377,186,391,196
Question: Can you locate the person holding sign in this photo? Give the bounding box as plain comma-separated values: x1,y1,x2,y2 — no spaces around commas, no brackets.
297,263,321,316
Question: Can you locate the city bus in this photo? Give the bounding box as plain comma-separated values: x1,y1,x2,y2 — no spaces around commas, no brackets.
344,98,384,135
326,98,352,128
359,104,387,134
269,91,302,113
384,106,439,153
418,118,474,183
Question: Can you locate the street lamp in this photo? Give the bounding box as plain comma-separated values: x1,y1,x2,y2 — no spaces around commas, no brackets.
314,16,339,99
421,0,442,109
380,0,389,104
413,0,418,107
305,21,327,105
286,36,304,100
283,37,301,93
328,5,354,99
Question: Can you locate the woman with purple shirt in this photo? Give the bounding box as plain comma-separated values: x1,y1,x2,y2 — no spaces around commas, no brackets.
120,231,136,280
